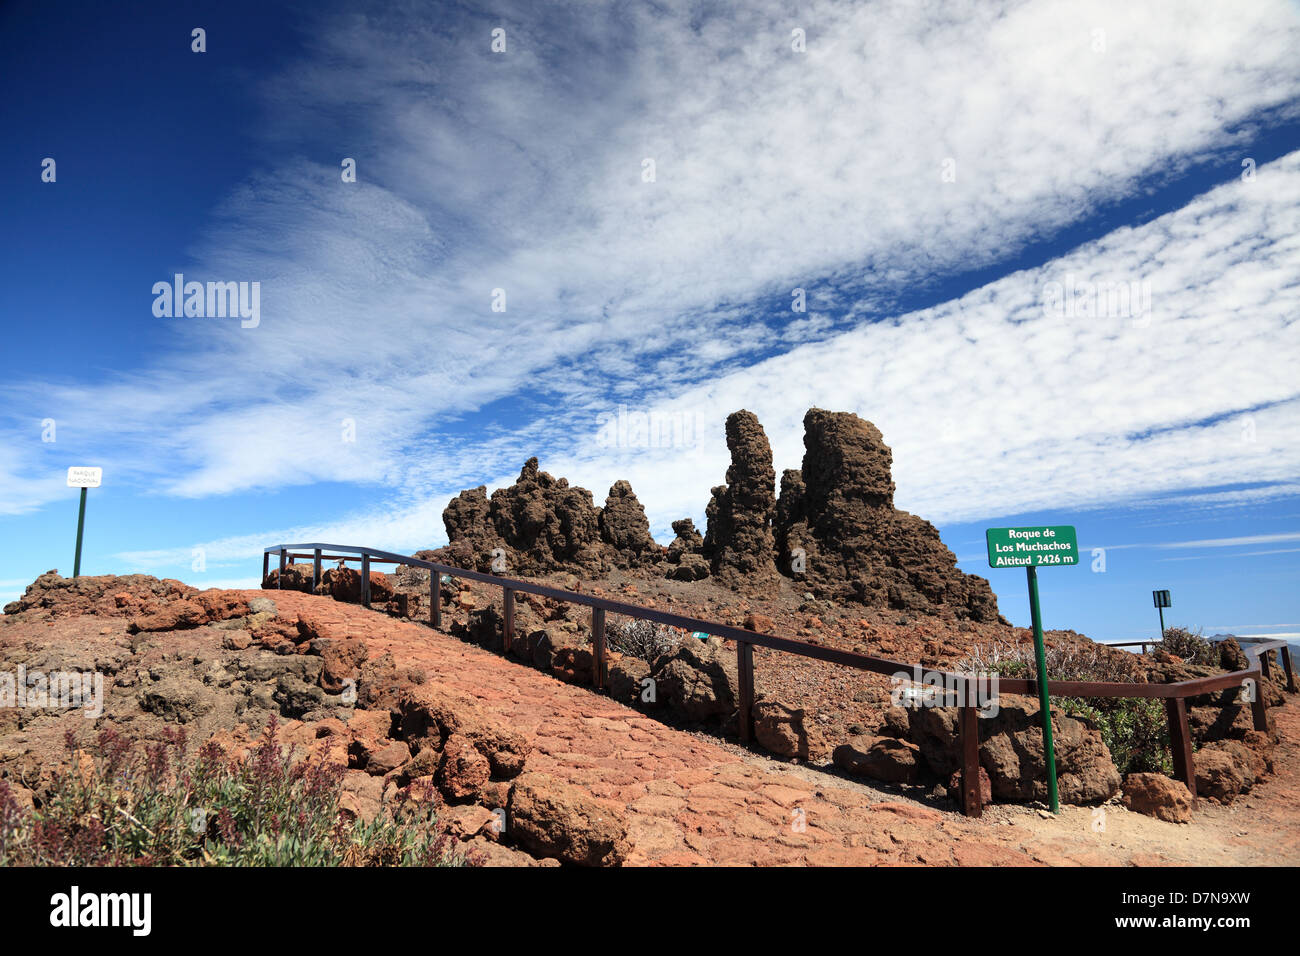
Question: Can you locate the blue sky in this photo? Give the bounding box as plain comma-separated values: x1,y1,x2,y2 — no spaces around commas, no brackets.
1,0,1298,646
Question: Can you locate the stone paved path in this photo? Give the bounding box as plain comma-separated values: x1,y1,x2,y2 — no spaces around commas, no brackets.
244,591,1300,866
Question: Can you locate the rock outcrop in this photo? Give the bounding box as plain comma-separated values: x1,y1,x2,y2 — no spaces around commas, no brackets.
862,698,1121,805
598,481,660,567
703,410,780,591
775,409,1001,621
441,460,662,575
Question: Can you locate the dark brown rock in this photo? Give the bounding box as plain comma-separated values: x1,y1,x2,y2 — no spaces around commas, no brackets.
833,734,924,783
665,518,705,566
704,410,780,591
652,637,738,722
754,697,826,760
599,480,662,567
774,409,1000,621
907,699,1120,804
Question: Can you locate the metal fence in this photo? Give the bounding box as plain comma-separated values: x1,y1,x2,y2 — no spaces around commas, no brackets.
264,542,1296,817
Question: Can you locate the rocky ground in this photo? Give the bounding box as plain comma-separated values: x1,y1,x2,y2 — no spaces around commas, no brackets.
2,407,1291,865
1,569,1296,866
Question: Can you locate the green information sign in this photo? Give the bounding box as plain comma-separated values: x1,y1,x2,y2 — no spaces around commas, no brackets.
984,522,1080,815
985,525,1079,568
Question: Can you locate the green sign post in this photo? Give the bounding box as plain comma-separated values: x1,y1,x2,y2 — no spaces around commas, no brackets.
986,525,1079,814
66,467,102,578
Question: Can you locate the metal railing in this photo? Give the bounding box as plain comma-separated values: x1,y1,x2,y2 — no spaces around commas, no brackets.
264,542,1296,817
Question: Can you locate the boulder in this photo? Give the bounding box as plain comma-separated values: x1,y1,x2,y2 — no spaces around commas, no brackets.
1194,748,1247,804
128,599,209,633
1122,773,1193,823
753,697,826,761
262,563,315,593
507,772,630,866
1199,739,1266,789
316,566,395,605
665,518,705,565
907,700,1120,804
365,740,412,777
668,553,710,581
532,628,594,684
652,637,739,722
833,734,924,784
436,734,491,801
395,685,529,780
606,654,652,706
443,804,501,842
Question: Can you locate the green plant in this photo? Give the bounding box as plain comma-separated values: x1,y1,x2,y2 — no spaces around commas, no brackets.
0,718,472,867
956,640,1169,775
1061,696,1172,775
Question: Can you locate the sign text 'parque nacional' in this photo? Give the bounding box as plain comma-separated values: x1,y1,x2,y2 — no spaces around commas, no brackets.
66,467,102,488
985,525,1078,568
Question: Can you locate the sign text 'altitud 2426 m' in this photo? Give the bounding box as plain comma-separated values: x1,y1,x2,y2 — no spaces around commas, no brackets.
984,525,1079,568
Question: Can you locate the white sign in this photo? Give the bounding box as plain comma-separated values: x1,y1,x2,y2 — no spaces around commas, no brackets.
66,467,102,488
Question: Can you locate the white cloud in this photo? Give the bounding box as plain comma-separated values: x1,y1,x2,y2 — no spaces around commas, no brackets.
3,0,1299,554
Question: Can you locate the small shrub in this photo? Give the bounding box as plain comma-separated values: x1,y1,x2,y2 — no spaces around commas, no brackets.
956,641,1136,683
0,718,471,867
1159,626,1216,666
606,619,681,664
1060,697,1172,775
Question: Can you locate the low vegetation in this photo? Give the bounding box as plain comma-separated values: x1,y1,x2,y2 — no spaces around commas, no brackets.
605,618,682,663
956,641,1171,775
1158,626,1217,666
0,718,470,867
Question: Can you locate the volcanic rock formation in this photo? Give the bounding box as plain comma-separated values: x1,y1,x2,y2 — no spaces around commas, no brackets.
598,480,659,568
774,408,1001,621
441,459,663,575
702,410,780,591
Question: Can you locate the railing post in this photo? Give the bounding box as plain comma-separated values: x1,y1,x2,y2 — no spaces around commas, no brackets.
312,548,322,593
591,607,606,689
277,549,285,589
361,553,371,607
430,572,442,630
958,696,982,818
1165,696,1197,804
1249,669,1269,732
503,588,515,654
1260,650,1272,681
737,641,755,744
1281,645,1297,693
262,551,269,584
